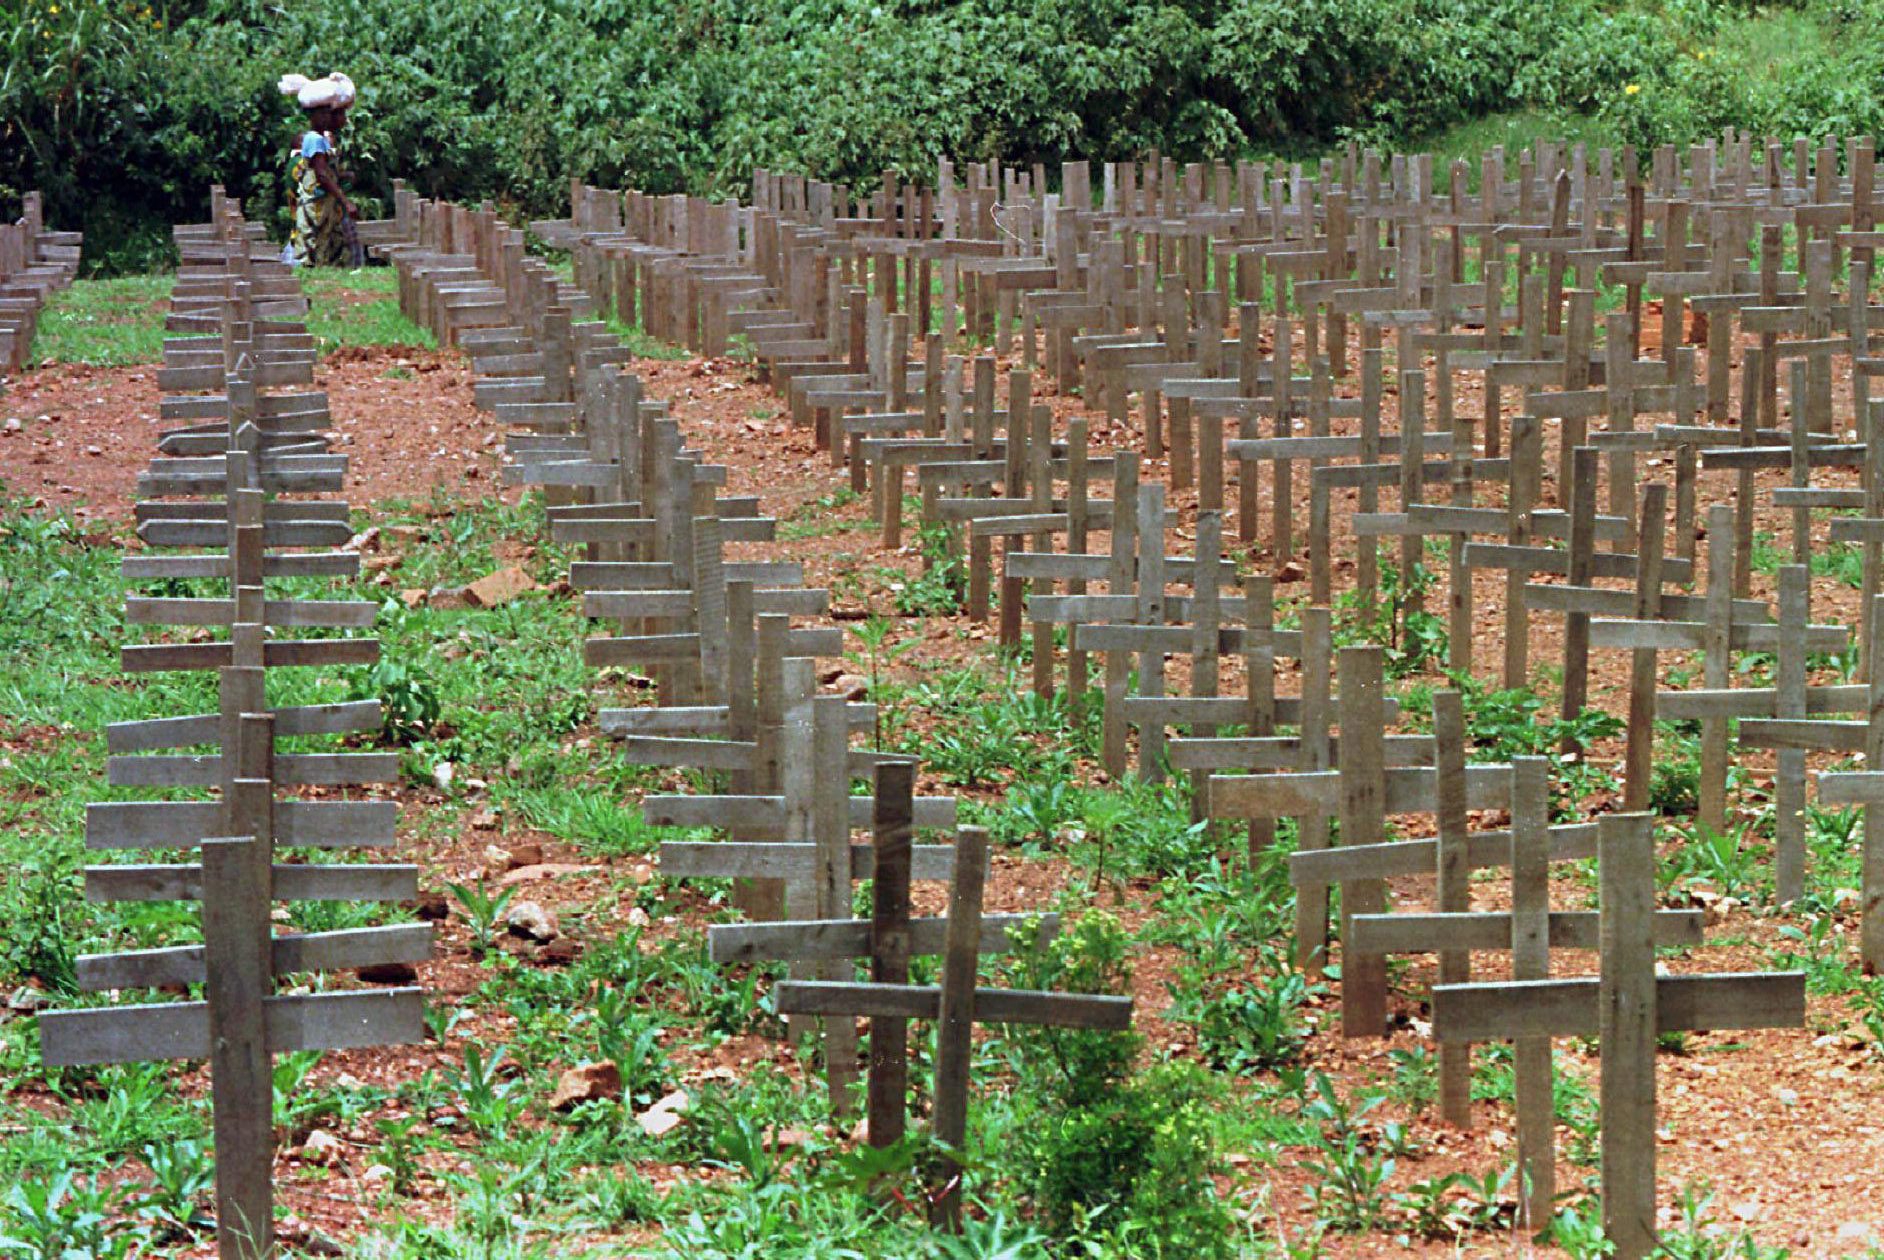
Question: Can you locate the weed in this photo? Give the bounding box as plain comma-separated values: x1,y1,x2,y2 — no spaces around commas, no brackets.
1299,1074,1395,1232
1181,950,1322,1074
131,1139,213,1240
447,877,517,958
1334,550,1446,679
1385,1046,1438,1118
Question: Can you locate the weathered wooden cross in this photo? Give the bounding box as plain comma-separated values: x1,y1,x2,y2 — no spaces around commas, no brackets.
1431,813,1805,1259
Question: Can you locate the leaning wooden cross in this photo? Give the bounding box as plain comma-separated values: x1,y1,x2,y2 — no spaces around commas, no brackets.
775,823,1133,1227
1431,813,1805,1259
705,760,1052,1126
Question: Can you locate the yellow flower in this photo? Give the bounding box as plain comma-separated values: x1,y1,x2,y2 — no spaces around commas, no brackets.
1624,83,1641,96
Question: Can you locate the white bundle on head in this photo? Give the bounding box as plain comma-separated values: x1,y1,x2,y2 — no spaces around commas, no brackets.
278,72,357,110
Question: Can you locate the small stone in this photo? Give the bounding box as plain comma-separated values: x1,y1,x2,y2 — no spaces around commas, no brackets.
427,584,469,610
470,809,500,830
535,937,581,966
1776,1087,1799,1106
84,444,101,457
504,900,559,943
498,862,597,888
302,1129,347,1165
507,842,543,869
464,566,536,608
1275,560,1307,583
636,1089,688,1137
362,1164,394,1184
400,588,428,609
627,906,651,928
345,526,382,553
1,418,20,433
548,1061,623,1111
831,673,869,701
432,762,455,793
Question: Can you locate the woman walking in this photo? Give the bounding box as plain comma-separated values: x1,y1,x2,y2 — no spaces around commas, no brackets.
279,72,359,267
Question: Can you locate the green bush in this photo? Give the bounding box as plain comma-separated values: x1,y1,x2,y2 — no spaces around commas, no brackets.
5,0,1683,274
1027,1063,1234,1257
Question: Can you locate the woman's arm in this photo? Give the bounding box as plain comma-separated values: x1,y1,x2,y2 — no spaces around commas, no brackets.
310,151,356,219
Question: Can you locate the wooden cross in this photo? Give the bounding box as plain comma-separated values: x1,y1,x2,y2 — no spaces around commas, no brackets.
703,761,1050,1124
44,477,420,1259
1431,813,1805,1260
1643,542,1853,899
1210,644,1501,1035
775,819,1132,1228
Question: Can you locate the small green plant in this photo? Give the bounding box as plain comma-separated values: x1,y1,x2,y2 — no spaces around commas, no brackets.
1653,1182,1793,1258
1386,1045,1438,1117
1769,913,1857,996
847,614,915,747
1660,821,1767,904
1299,1073,1395,1232
0,1170,135,1260
1393,1164,1514,1239
1026,1062,1234,1257
892,521,969,616
446,877,516,957
374,1114,428,1196
132,1140,214,1240
445,1045,523,1138
1187,952,1322,1074
352,653,444,745
1334,550,1447,679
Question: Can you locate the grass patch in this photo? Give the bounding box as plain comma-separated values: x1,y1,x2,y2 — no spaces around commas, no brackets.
304,266,436,355
27,275,173,367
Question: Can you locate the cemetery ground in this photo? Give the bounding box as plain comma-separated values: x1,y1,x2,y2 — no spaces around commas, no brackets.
7,270,1884,1259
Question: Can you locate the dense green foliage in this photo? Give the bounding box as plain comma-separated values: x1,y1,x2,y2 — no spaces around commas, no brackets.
12,0,1869,273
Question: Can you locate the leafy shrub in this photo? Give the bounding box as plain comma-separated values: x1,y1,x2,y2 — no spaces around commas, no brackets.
1027,1063,1234,1257
1000,910,1142,1107
2,0,1704,274
1188,953,1322,1073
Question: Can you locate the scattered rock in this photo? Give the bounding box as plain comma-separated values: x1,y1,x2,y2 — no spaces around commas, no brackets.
470,809,500,830
1275,560,1307,583
507,841,544,869
432,762,456,793
535,937,581,966
2,418,20,434
498,862,597,889
302,1129,347,1166
831,673,869,700
6,986,49,1013
464,566,536,608
427,584,469,610
345,526,382,553
504,900,559,943
549,1061,623,1111
636,1089,689,1137
399,588,428,609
